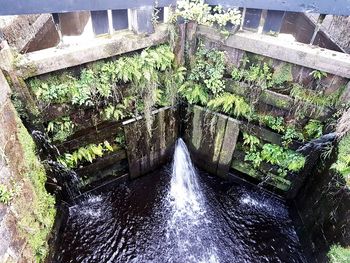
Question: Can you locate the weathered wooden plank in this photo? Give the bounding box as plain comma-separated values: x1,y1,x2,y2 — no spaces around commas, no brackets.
122,107,178,179
217,117,240,178
197,25,350,78
12,24,168,79
76,150,127,177
225,79,334,121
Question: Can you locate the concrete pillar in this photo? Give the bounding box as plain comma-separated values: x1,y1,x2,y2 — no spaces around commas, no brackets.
130,6,154,35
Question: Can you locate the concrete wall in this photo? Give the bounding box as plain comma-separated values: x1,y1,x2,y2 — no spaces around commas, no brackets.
0,70,55,262
295,160,350,261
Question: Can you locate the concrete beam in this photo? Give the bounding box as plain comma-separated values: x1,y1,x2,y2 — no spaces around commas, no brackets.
197,25,350,79
206,0,350,16
13,24,168,78
0,0,175,16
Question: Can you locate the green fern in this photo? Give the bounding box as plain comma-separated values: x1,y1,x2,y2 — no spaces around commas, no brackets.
178,82,209,105
208,92,252,118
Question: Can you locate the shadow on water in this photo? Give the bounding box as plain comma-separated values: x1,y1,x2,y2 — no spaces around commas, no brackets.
53,139,308,263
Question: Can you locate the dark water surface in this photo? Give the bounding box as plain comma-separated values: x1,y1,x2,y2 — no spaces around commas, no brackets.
54,167,307,263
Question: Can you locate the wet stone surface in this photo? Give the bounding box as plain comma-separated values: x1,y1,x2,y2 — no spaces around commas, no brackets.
54,166,307,263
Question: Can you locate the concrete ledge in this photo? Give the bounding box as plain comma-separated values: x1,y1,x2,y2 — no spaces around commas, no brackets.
197,25,350,79
15,24,168,79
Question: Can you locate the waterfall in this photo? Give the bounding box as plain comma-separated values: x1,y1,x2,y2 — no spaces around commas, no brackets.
166,138,219,263
169,138,203,214
32,130,81,202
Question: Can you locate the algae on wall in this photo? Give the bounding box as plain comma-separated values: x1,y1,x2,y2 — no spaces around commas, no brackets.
0,95,55,262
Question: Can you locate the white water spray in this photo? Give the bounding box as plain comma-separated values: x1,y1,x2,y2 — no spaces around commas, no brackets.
166,138,219,263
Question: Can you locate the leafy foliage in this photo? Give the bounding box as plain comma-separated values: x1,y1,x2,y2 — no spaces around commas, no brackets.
208,92,252,119
46,116,75,142
261,144,305,172
259,115,286,133
178,83,209,105
0,183,15,204
310,70,327,80
173,0,241,33
189,44,226,96
304,119,323,140
290,84,341,108
58,141,117,168
270,63,293,87
328,245,350,263
243,132,306,177
29,45,177,138
231,61,273,90
161,66,187,106
332,134,350,186
282,126,304,147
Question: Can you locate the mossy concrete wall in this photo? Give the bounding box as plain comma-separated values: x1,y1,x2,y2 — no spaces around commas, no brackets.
0,70,55,262
295,164,350,261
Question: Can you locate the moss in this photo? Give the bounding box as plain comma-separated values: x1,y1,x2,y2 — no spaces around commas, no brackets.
290,83,341,108
16,115,56,262
328,245,350,263
260,91,290,109
332,133,350,186
271,63,293,86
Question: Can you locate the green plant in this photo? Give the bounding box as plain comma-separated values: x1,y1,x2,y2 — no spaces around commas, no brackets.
260,144,305,175
328,245,350,263
178,83,209,105
115,133,126,148
243,132,260,151
161,66,187,106
259,115,286,133
189,44,226,96
246,63,273,90
58,141,116,168
282,126,304,146
101,96,134,121
46,116,75,142
243,139,306,177
16,116,56,262
332,134,350,186
207,92,252,119
231,61,273,90
0,183,14,204
270,63,293,87
244,151,262,168
310,70,327,80
173,0,241,33
243,133,262,168
304,119,323,140
290,84,340,108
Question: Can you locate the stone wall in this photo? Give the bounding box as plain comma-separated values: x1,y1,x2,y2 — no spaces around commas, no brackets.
0,70,55,262
295,158,350,262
